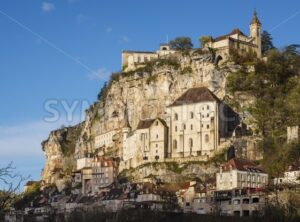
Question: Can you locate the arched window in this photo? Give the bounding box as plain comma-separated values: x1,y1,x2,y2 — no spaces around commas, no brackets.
205,134,209,143
173,140,177,149
183,124,186,130
174,113,178,121
189,138,193,148
190,112,194,119
190,124,193,130
175,126,178,132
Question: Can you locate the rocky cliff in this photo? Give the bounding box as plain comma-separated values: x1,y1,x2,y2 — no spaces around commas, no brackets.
40,49,248,187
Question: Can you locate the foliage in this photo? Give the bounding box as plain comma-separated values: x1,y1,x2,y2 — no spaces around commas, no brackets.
169,37,193,51
146,75,157,85
180,66,193,75
199,36,212,48
0,163,28,215
97,82,108,101
227,44,300,174
261,30,275,55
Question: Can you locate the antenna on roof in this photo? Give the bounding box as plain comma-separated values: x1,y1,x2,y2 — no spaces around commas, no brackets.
166,34,169,44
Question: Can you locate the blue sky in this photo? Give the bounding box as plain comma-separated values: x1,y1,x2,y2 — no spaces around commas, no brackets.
0,0,300,188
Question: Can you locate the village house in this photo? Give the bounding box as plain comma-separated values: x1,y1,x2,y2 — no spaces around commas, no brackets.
94,130,117,149
122,118,168,169
82,167,92,195
216,158,268,191
166,87,238,158
273,159,300,186
214,188,266,216
91,157,118,194
205,10,262,59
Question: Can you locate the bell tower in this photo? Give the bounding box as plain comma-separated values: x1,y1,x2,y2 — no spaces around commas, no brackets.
249,10,262,58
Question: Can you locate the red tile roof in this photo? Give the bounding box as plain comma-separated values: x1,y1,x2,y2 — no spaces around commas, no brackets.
222,158,265,173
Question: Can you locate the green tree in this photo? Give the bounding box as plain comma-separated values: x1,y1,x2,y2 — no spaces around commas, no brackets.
199,36,212,48
169,37,193,51
261,31,275,55
97,82,108,101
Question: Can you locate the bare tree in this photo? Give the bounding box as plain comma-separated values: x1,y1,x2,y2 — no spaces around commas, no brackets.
0,162,28,211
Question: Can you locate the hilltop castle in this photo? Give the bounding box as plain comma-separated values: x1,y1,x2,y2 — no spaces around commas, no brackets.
121,11,262,72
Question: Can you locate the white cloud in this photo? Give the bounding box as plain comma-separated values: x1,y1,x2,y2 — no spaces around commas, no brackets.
119,35,131,44
42,2,56,13
106,27,113,33
0,118,81,158
88,68,111,81
76,14,92,24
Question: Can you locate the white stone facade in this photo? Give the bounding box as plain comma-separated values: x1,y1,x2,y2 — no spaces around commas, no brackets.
122,44,175,71
122,118,168,169
216,159,268,191
94,130,117,149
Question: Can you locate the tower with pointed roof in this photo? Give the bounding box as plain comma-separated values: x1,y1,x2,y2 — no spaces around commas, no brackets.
249,10,262,58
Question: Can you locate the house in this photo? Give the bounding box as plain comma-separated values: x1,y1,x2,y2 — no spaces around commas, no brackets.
91,157,118,194
205,10,262,59
166,87,238,158
214,188,266,216
122,118,168,169
273,159,300,186
287,126,300,143
121,44,175,71
76,155,92,170
82,167,92,195
100,189,125,212
94,130,117,149
216,158,268,191
176,181,197,212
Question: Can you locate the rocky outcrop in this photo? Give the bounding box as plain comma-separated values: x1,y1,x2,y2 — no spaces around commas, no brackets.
41,124,83,189
40,50,248,186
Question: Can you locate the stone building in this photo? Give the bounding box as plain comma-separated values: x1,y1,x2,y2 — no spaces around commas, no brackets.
216,158,268,191
121,44,175,71
94,130,117,149
205,10,262,59
91,157,118,194
165,87,238,158
287,125,300,143
122,118,168,169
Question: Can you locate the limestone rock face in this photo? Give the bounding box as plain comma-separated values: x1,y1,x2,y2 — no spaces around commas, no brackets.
40,51,242,185
41,124,82,187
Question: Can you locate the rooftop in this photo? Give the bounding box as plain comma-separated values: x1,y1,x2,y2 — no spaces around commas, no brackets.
222,158,265,173
168,87,221,107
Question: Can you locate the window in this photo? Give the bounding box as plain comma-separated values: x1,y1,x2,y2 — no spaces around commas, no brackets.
137,57,141,62
173,140,177,149
190,125,193,130
207,105,210,110
189,138,193,148
174,113,178,120
206,124,210,129
156,134,159,139
156,144,158,148
190,112,194,119
183,124,186,130
175,126,178,132
207,113,209,117
205,134,209,143
156,121,159,126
